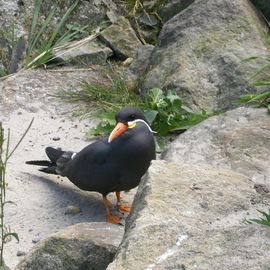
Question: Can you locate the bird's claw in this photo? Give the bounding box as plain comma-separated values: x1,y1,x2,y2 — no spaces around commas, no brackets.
117,205,131,214
106,214,121,224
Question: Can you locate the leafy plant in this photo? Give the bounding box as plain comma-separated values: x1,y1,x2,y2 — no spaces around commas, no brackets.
143,88,209,136
57,74,210,141
86,87,209,137
25,0,87,69
245,209,270,227
0,120,33,268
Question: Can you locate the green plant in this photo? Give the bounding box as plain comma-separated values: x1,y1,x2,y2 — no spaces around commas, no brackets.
56,77,142,115
235,90,270,111
25,0,87,69
143,88,209,136
245,209,270,227
56,74,210,139
86,87,209,137
236,39,270,112
0,120,33,268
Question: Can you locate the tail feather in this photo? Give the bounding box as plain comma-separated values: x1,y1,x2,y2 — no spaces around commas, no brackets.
26,160,53,166
26,147,74,176
45,147,64,163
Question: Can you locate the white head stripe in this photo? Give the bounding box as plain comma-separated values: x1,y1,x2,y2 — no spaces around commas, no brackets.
128,119,157,133
71,153,77,159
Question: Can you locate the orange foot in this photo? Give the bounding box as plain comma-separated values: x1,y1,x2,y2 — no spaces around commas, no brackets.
117,205,131,214
106,213,121,224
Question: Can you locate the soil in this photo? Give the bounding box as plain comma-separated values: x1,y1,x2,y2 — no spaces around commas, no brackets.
0,70,135,269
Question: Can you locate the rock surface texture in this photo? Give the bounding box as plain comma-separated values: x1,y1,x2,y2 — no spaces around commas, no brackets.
99,17,143,60
162,107,270,187
141,0,268,111
0,0,119,36
53,38,113,66
15,222,123,270
107,160,270,270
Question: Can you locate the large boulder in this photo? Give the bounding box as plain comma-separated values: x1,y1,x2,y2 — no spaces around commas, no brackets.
15,222,123,270
107,160,270,270
141,0,268,112
162,107,270,187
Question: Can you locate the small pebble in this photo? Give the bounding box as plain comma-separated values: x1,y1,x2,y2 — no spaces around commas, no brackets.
32,236,41,244
52,137,60,141
17,251,26,257
65,205,81,215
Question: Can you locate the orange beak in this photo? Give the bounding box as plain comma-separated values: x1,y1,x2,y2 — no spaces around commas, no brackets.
108,122,128,143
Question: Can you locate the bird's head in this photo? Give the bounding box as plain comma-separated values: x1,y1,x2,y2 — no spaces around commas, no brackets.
108,107,154,143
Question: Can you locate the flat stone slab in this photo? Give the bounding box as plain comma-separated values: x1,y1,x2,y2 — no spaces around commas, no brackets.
53,39,113,66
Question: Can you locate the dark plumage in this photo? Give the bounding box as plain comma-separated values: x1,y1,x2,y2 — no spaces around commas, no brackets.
26,107,156,224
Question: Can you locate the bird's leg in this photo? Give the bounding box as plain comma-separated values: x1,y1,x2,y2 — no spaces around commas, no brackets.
102,196,121,224
115,191,131,214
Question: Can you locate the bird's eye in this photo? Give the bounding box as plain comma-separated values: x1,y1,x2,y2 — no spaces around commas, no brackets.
130,114,136,120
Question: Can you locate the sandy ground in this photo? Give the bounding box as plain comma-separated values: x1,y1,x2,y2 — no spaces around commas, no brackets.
1,70,135,269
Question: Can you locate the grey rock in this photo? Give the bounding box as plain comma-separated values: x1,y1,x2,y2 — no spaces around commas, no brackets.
15,222,123,270
158,0,195,22
0,0,120,37
0,66,119,116
138,14,158,27
141,0,268,112
53,39,113,66
162,107,270,187
31,236,41,244
17,251,26,257
99,17,143,60
125,44,154,87
107,160,270,270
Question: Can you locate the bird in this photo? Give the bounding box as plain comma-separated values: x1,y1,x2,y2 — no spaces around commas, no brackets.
26,107,156,224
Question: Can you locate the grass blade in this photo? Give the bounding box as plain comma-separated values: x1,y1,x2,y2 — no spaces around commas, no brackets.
28,0,42,55
6,118,34,161
45,0,79,50
29,6,56,54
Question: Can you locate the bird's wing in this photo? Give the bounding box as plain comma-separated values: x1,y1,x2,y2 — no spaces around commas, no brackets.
60,139,119,193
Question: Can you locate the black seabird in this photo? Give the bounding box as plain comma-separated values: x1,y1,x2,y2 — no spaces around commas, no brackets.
26,107,156,224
